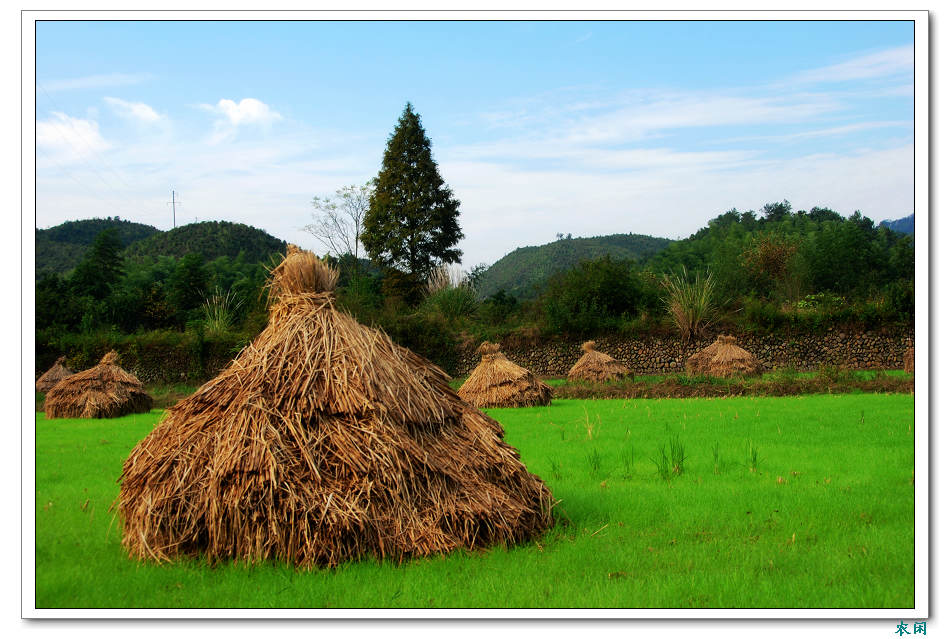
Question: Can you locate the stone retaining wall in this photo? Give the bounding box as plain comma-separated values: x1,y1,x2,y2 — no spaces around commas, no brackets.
454,328,914,377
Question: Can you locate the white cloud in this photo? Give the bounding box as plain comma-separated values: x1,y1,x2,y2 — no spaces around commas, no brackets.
198,98,282,143
783,45,914,85
104,97,163,123
200,98,281,126
35,112,109,163
40,73,150,92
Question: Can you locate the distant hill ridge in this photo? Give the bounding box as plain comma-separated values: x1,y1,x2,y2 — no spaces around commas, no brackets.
478,232,672,300
36,218,160,277
879,214,914,235
36,218,287,278
125,220,287,264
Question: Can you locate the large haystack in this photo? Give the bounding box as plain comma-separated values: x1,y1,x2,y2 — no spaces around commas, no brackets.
567,340,629,383
904,346,914,374
458,342,553,408
686,335,762,377
36,356,74,393
43,351,152,418
117,246,552,568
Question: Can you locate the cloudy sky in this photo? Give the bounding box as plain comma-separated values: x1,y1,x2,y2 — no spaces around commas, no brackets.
34,19,915,269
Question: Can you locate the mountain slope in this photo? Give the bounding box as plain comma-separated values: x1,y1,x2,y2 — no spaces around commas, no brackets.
36,218,160,277
124,221,287,264
478,233,672,300
880,214,914,235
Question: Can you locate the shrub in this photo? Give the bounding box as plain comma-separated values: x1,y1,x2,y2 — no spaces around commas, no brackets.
659,265,720,342
542,256,648,335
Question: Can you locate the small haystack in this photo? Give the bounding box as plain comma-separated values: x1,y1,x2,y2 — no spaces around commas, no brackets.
43,351,152,419
458,342,553,408
567,340,629,383
116,246,552,568
686,335,762,377
904,346,914,374
36,356,74,393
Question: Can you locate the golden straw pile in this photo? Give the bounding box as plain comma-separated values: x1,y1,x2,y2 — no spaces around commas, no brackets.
567,340,629,383
117,246,552,568
36,356,74,393
458,342,553,408
685,335,762,377
44,351,152,419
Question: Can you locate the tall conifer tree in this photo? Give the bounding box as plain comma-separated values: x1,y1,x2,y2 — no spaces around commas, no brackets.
362,103,463,290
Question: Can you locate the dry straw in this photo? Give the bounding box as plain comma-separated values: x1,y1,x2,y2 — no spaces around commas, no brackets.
567,340,629,383
117,246,552,568
43,351,152,419
904,346,914,374
36,356,74,393
458,342,553,408
685,335,762,377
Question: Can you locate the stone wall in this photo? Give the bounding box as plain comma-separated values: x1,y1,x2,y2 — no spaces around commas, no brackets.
454,328,914,377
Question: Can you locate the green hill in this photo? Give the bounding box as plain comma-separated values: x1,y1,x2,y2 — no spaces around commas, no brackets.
478,233,672,300
36,218,160,277
36,218,288,279
124,220,287,264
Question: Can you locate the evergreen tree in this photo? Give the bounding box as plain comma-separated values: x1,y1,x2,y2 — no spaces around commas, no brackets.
362,103,463,293
70,228,124,300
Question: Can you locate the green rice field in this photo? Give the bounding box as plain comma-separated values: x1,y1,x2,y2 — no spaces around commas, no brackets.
33,392,915,609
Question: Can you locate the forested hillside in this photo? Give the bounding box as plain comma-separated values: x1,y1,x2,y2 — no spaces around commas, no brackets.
478,233,672,300
125,221,287,263
36,218,160,277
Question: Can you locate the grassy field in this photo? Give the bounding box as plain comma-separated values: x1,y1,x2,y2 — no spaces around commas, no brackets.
34,393,915,609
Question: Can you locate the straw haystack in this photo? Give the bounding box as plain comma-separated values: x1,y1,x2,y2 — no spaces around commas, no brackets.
43,351,152,419
116,246,552,568
686,335,762,377
567,341,629,383
458,342,553,408
904,346,914,374
36,356,74,393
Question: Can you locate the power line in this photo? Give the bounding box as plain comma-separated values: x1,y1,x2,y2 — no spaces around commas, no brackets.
35,145,133,222
36,83,136,193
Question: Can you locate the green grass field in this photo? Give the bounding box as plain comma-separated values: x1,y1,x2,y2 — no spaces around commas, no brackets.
34,393,915,609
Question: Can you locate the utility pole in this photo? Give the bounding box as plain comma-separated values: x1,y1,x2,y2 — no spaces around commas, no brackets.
167,190,181,228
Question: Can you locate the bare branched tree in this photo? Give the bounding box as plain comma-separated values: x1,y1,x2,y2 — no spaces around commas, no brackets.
304,182,373,274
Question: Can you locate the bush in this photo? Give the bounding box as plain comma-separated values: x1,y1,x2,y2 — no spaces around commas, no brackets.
542,256,649,335
659,266,721,341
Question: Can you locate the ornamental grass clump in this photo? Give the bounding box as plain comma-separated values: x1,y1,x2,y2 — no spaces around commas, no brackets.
904,346,914,374
659,265,720,343
43,351,152,419
457,342,553,408
36,356,74,393
116,246,552,568
567,341,630,383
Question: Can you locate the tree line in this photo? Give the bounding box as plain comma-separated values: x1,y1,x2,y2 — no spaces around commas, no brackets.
37,102,915,374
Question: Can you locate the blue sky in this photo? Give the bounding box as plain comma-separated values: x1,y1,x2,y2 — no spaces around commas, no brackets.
35,19,915,268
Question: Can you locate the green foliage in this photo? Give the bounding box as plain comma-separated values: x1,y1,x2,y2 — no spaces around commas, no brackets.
124,220,286,264
168,254,209,324
479,289,519,324
35,217,159,278
362,103,463,284
201,287,244,336
69,229,124,300
659,265,720,342
649,202,914,306
422,285,479,322
542,256,652,335
479,233,672,301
